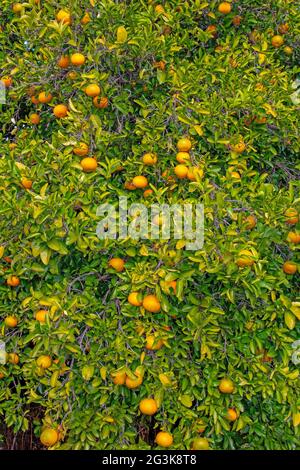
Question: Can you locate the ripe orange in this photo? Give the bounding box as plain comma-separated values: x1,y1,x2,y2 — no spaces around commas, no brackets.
80,157,97,172
35,310,47,323
139,398,158,415
142,153,157,166
4,316,18,328
57,56,70,68
124,181,136,191
287,232,300,244
143,189,153,198
231,141,246,153
81,12,91,25
1,76,13,87
125,370,143,389
285,208,298,225
53,104,68,118
206,25,217,37
31,95,39,105
166,280,177,293
278,23,289,34
219,377,234,394
108,258,125,272
93,96,108,108
56,9,71,25
36,355,52,369
187,167,204,181
132,175,148,188
85,84,101,97
112,370,126,385
30,113,40,125
12,3,22,13
271,35,284,48
73,143,89,156
21,177,33,189
232,15,242,26
40,428,59,447
174,164,188,179
177,138,192,152
244,215,256,230
7,275,20,287
70,53,85,66
8,353,19,364
176,152,190,163
218,2,231,14
145,335,164,351
128,292,142,307
155,5,165,14
226,408,238,422
155,431,173,448
283,261,297,275
236,249,255,267
142,295,161,313
38,91,53,104
192,437,209,450
283,46,293,55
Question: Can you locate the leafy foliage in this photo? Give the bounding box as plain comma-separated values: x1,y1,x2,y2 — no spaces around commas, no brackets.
0,0,299,450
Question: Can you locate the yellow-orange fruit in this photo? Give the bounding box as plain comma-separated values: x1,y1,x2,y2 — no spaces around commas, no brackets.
6,276,20,287
174,164,188,179
8,353,19,364
21,178,33,189
219,378,234,394
145,335,164,351
283,261,297,275
143,189,153,198
80,157,97,172
236,249,255,267
56,9,71,25
132,176,148,188
36,355,52,369
226,408,238,422
1,76,13,87
128,292,142,307
218,2,231,14
85,84,101,97
271,35,284,48
125,371,143,389
57,56,70,68
142,153,157,165
231,142,246,153
285,208,298,225
70,53,85,66
38,91,53,104
155,431,173,448
93,96,108,108
73,143,89,156
30,113,40,125
176,152,190,163
287,232,300,244
40,428,59,447
108,258,125,272
139,398,158,415
244,215,256,230
177,138,192,152
81,12,91,25
142,295,161,313
35,310,47,323
112,370,126,385
4,316,18,328
53,104,68,118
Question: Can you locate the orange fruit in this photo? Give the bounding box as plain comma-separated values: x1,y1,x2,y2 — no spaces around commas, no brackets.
142,294,161,313
219,378,234,394
73,143,89,156
1,76,13,87
232,15,242,26
155,5,165,14
124,181,136,191
278,23,289,34
236,249,255,267
139,398,158,415
283,261,297,275
132,175,148,188
56,9,71,25
53,104,68,118
31,95,39,105
142,153,157,165
40,428,59,447
36,355,52,369
283,46,293,55
70,53,85,66
21,177,33,189
226,408,238,422
206,25,217,37
12,3,22,13
244,215,256,230
7,275,20,287
166,280,177,293
187,167,204,181
192,437,210,450
81,12,91,25
112,370,126,385
108,258,125,272
125,370,143,389
285,208,298,225
153,60,166,70
35,310,47,323
80,157,97,172
57,56,70,68
85,84,101,97
177,138,192,152
93,96,108,108
218,2,231,14
155,431,173,448
174,164,188,179
30,113,40,125
287,232,300,244
176,152,190,163
8,353,19,364
128,292,142,307
231,141,246,153
38,91,52,104
145,335,164,351
0,372,5,379
143,189,153,198
271,35,284,48
4,316,18,328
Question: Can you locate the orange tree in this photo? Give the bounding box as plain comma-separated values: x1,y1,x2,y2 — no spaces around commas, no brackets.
0,0,299,450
